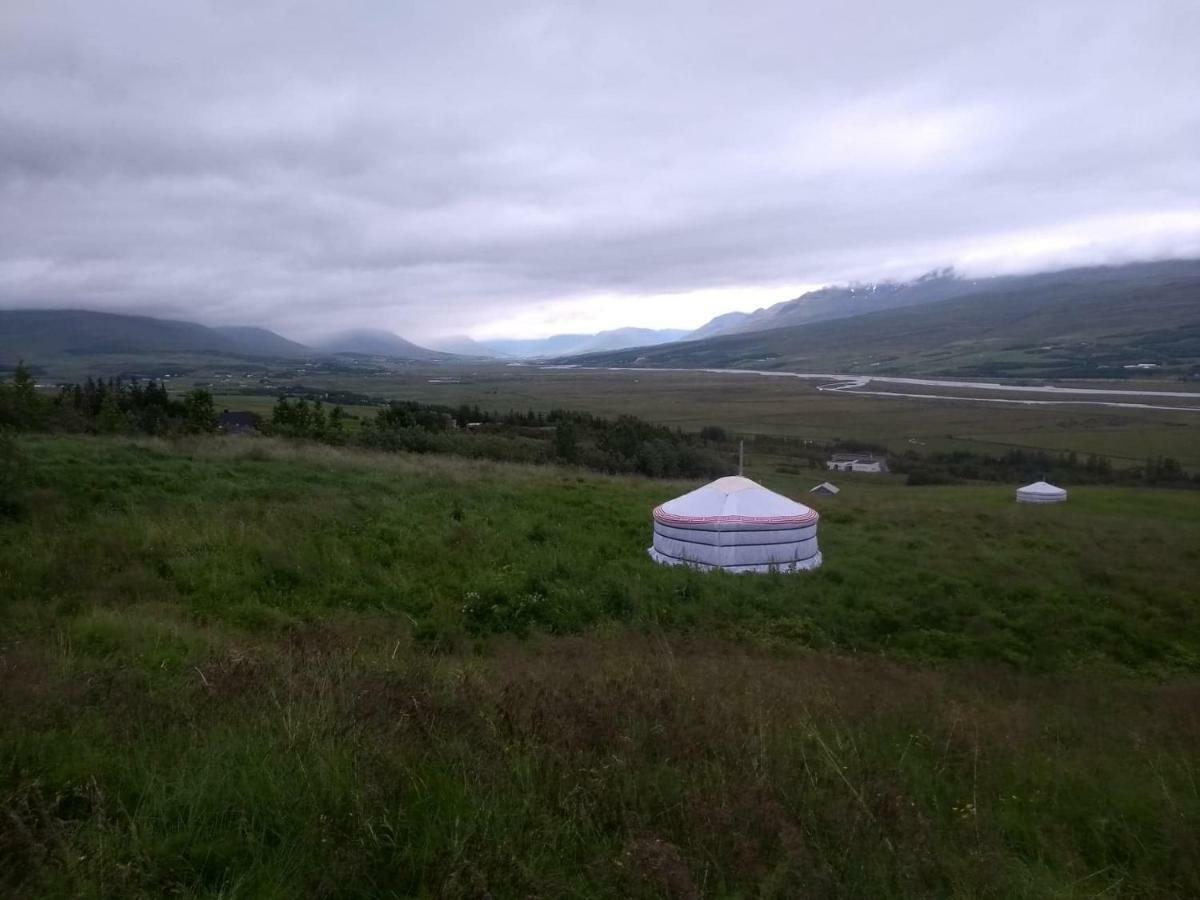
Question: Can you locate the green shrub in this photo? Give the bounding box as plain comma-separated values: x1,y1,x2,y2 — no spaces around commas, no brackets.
0,430,26,517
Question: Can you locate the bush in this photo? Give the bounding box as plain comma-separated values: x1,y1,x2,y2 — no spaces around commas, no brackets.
906,468,959,486
0,430,26,517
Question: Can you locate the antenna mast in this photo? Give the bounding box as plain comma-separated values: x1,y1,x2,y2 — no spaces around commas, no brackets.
738,440,744,476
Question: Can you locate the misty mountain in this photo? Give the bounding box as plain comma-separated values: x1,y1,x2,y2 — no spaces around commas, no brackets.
685,311,754,340
567,259,1200,379
424,335,509,358
481,334,597,358
484,327,688,358
583,328,690,353
686,269,994,340
211,326,313,358
314,329,455,361
0,310,463,377
0,309,258,362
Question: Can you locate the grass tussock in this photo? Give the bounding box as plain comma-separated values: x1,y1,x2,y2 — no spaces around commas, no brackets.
3,632,1199,897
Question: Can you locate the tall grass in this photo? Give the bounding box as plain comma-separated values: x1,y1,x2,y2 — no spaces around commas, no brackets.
2,435,1200,896
4,435,1199,672
4,628,1199,897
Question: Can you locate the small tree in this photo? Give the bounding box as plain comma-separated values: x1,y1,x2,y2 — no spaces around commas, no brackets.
182,389,218,434
1,362,43,430
311,400,328,438
95,391,128,433
293,398,313,435
0,430,25,517
271,396,293,432
554,420,578,464
327,406,347,443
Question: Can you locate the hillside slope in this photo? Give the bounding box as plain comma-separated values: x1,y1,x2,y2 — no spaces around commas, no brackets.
0,309,326,378
573,260,1200,378
425,335,508,358
315,329,455,361
687,268,987,339
484,327,687,358
0,309,243,361
212,326,313,358
686,310,754,340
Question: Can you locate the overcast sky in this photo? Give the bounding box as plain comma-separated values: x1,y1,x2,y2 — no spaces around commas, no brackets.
1,1,1198,341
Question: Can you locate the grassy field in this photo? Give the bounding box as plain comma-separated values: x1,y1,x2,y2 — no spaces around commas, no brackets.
3,434,1200,897
28,349,1199,469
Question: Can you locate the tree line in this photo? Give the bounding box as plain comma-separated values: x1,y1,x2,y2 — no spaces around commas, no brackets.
894,447,1198,489
0,366,731,480
0,363,218,435
267,396,731,479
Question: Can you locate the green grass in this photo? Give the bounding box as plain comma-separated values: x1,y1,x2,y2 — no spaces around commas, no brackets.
3,435,1200,897
5,435,1199,669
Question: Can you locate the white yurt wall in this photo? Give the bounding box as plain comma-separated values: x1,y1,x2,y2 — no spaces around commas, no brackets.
1016,480,1068,504
649,476,822,573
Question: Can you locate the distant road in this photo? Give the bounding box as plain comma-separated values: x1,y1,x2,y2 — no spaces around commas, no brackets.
555,366,1200,412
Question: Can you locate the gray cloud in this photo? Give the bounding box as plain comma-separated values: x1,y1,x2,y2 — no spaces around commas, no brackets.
1,0,1198,339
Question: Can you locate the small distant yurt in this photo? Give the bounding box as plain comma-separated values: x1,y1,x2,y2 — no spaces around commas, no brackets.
810,482,840,496
1016,480,1067,504
649,476,822,573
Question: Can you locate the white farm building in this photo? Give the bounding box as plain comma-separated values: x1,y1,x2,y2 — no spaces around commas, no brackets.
826,453,888,473
1016,480,1068,504
648,476,822,573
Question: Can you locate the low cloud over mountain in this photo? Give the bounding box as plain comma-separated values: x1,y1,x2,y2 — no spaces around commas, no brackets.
2,1,1198,338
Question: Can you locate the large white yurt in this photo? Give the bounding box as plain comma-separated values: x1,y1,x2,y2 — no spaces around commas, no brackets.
1016,480,1068,504
648,476,822,573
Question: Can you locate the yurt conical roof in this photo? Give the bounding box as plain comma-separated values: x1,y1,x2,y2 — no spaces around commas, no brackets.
649,476,822,573
1016,480,1067,503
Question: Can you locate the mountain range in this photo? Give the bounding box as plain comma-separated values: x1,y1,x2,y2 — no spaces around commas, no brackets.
3,258,1198,380
0,309,252,359
424,335,510,358
475,327,688,359
565,259,1200,379
0,311,690,375
0,310,452,375
212,326,313,358
313,329,454,361
682,268,985,339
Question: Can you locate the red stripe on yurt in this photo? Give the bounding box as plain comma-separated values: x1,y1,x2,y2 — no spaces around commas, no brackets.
653,506,818,527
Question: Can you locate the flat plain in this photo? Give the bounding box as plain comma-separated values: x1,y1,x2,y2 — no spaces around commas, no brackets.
214,364,1200,468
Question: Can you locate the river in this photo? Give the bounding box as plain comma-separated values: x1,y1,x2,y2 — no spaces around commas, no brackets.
548,366,1200,413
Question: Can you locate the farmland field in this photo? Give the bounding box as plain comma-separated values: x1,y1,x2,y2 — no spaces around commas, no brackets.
2,434,1199,897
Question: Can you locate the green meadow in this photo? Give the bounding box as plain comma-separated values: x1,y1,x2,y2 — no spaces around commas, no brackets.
3,435,1199,897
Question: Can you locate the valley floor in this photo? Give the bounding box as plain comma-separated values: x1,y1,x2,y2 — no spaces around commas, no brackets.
215,363,1200,469
2,436,1199,897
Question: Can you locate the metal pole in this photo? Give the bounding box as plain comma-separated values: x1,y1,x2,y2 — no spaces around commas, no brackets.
738,440,744,476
